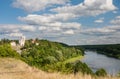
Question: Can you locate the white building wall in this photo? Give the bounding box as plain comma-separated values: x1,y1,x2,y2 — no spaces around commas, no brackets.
19,36,25,46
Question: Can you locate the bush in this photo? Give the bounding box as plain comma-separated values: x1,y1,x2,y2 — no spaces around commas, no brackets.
95,68,107,76
0,44,20,58
73,61,93,75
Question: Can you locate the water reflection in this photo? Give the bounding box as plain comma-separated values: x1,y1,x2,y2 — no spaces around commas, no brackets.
81,51,120,75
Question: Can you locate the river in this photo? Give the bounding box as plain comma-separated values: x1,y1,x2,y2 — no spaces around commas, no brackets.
81,51,120,75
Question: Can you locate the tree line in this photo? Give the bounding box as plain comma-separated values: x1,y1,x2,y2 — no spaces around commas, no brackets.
76,44,120,59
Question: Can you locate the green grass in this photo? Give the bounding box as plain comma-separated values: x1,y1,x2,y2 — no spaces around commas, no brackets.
63,56,83,63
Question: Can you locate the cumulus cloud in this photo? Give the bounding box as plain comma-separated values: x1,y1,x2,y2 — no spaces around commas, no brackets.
110,16,120,25
63,30,74,35
116,16,120,19
0,24,36,38
36,22,81,37
18,14,81,37
75,25,120,45
0,24,36,32
9,0,119,45
12,0,70,12
51,0,117,16
18,13,77,24
18,14,81,28
80,36,120,45
78,14,120,45
8,33,23,37
94,18,104,23
81,25,120,36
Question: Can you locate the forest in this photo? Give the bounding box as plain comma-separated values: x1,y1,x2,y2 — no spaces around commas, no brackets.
74,44,120,59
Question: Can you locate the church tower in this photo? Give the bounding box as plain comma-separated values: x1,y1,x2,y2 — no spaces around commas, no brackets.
19,36,25,46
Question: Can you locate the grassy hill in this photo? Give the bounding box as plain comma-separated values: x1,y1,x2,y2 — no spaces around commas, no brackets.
0,39,93,75
0,58,120,79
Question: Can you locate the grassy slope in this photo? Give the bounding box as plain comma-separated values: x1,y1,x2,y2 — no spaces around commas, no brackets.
64,56,83,63
0,58,120,79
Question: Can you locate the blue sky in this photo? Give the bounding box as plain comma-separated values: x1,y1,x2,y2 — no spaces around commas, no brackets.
0,0,120,45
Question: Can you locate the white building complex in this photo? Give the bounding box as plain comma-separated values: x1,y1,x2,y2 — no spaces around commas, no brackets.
10,42,16,47
19,36,25,46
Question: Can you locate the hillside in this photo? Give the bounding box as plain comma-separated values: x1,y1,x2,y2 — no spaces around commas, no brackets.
21,40,93,74
0,58,120,79
1,39,120,78
0,39,93,74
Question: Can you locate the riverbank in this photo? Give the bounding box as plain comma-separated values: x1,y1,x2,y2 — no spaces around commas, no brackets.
82,51,120,76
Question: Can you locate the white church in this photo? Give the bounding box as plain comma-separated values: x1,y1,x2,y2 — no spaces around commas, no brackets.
10,36,26,54
19,36,26,47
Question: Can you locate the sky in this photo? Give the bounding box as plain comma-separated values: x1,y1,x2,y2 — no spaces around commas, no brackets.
0,0,120,45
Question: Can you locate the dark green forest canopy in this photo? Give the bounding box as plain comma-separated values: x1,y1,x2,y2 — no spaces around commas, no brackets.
74,44,120,59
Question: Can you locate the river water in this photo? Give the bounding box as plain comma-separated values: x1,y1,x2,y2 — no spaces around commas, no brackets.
81,51,120,75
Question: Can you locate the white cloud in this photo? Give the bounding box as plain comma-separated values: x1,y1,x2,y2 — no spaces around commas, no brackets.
8,33,23,37
81,35,120,45
0,24,36,38
81,25,120,36
18,14,81,29
13,0,70,12
110,16,120,25
39,26,61,32
77,25,120,45
116,16,120,19
37,22,81,37
18,13,77,24
18,14,81,37
51,0,117,16
94,18,104,23
0,24,36,32
17,13,82,38
38,26,47,31
10,0,119,45
63,30,74,35
21,25,36,32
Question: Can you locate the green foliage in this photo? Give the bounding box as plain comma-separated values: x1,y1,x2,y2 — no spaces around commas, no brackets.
0,44,20,58
0,39,93,75
117,72,120,77
20,40,92,74
95,68,107,76
0,39,10,45
74,61,93,75
60,61,93,74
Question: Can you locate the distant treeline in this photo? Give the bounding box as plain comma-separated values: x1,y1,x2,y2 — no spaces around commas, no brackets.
74,44,120,59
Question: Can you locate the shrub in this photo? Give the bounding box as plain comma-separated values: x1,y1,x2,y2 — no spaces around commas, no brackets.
0,44,20,58
95,68,107,76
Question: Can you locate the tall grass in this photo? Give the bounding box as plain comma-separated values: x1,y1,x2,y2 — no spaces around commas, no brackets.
0,58,120,79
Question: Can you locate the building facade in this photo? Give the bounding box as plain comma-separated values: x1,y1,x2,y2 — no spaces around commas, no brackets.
19,36,25,46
